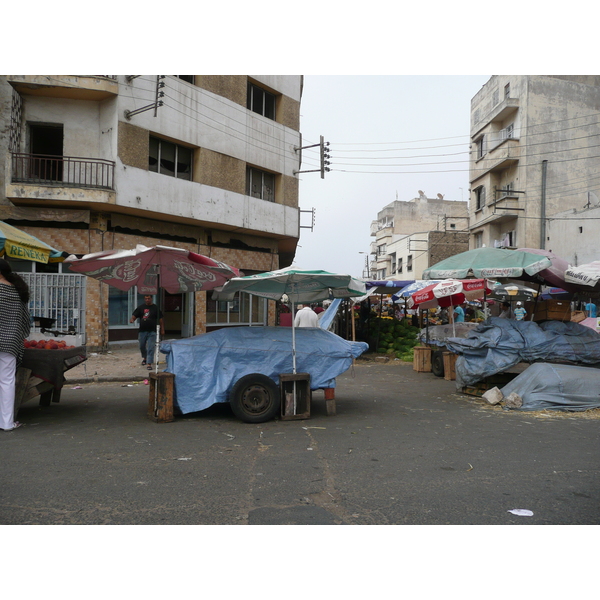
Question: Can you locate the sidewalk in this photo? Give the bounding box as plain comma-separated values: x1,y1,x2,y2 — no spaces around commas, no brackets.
66,342,164,383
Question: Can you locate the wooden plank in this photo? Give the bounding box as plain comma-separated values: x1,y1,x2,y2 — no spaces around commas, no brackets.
148,373,175,423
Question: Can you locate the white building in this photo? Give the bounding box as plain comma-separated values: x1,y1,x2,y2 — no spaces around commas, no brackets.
370,192,469,279
469,75,600,259
0,75,303,348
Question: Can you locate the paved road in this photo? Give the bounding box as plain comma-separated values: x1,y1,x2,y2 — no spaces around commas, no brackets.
2,360,599,525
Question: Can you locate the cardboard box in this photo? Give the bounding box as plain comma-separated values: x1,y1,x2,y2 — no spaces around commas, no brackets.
525,299,571,322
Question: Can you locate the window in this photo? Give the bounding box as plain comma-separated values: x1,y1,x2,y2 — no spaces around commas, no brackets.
149,136,192,180
206,292,267,326
504,83,511,99
109,287,146,327
474,232,483,248
407,255,413,272
174,76,194,84
505,123,514,139
476,135,486,159
397,257,403,273
246,166,275,202
476,186,486,210
377,244,386,256
492,89,499,106
247,82,276,120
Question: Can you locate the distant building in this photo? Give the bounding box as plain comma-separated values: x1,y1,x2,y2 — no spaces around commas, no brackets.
469,75,600,261
0,75,303,348
369,192,469,279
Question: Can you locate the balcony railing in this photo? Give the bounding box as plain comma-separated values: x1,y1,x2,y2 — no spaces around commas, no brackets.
11,153,115,190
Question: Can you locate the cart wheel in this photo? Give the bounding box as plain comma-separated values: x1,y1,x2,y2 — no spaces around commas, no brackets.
431,351,445,378
229,374,280,423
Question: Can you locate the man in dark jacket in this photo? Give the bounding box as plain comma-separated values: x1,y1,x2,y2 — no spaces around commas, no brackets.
130,295,164,370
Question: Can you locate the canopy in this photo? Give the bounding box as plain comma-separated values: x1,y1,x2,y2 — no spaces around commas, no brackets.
65,244,239,294
490,283,539,303
0,220,68,264
217,267,366,303
514,248,576,291
392,280,442,302
365,280,414,294
408,279,491,310
565,260,600,291
422,247,552,280
217,267,366,374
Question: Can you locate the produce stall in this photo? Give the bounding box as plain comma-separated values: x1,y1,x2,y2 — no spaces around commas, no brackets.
16,343,87,410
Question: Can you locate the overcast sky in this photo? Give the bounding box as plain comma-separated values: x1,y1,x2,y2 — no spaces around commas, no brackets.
294,75,491,278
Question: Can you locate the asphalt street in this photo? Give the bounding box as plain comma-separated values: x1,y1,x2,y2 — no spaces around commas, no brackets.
1,359,599,525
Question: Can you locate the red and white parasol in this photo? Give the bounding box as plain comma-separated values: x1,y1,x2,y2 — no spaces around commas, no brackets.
408,279,491,310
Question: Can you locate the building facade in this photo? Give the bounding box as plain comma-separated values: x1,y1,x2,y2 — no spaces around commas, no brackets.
0,75,303,348
369,192,469,279
469,75,600,261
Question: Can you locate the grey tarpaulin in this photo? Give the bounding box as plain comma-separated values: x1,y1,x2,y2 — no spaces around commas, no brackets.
500,363,600,411
419,323,480,347
444,317,600,388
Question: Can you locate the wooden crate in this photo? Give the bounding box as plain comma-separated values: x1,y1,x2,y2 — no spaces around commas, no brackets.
413,346,432,372
525,299,571,322
280,372,311,420
443,352,457,380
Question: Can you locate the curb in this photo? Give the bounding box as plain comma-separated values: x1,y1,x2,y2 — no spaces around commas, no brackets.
66,375,151,384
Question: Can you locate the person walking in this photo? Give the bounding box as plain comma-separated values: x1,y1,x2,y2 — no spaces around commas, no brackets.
130,295,164,370
514,301,527,321
0,259,31,431
499,302,511,318
294,304,319,327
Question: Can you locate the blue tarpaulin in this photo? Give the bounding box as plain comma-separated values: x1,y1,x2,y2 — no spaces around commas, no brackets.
444,317,600,388
160,327,369,414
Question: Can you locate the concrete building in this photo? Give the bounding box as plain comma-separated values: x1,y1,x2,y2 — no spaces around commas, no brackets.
469,75,600,261
369,192,469,279
0,75,303,348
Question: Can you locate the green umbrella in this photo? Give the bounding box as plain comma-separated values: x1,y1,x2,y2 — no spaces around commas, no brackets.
423,247,552,280
217,267,366,373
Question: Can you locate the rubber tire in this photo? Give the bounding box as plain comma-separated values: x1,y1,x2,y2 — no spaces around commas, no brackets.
229,373,281,423
431,350,445,378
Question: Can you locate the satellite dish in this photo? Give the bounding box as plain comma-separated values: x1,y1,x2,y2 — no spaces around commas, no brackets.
418,190,424,195
437,193,444,200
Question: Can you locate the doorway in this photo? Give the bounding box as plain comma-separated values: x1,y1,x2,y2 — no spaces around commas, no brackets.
163,291,194,337
29,123,64,181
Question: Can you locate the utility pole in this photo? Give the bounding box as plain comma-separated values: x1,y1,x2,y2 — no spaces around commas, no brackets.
293,135,331,178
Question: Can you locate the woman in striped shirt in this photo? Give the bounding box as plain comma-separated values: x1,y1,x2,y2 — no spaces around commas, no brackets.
0,259,30,431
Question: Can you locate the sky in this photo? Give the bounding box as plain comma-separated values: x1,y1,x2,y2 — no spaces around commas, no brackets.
294,75,491,277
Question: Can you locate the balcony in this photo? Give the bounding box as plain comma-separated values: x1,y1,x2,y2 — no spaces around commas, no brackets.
11,153,115,190
7,76,118,101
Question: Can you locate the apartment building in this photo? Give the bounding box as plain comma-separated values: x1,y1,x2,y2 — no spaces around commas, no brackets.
469,75,600,262
369,192,469,279
0,75,303,348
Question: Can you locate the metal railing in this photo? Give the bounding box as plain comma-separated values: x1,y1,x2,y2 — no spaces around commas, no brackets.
22,273,87,338
11,153,115,190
